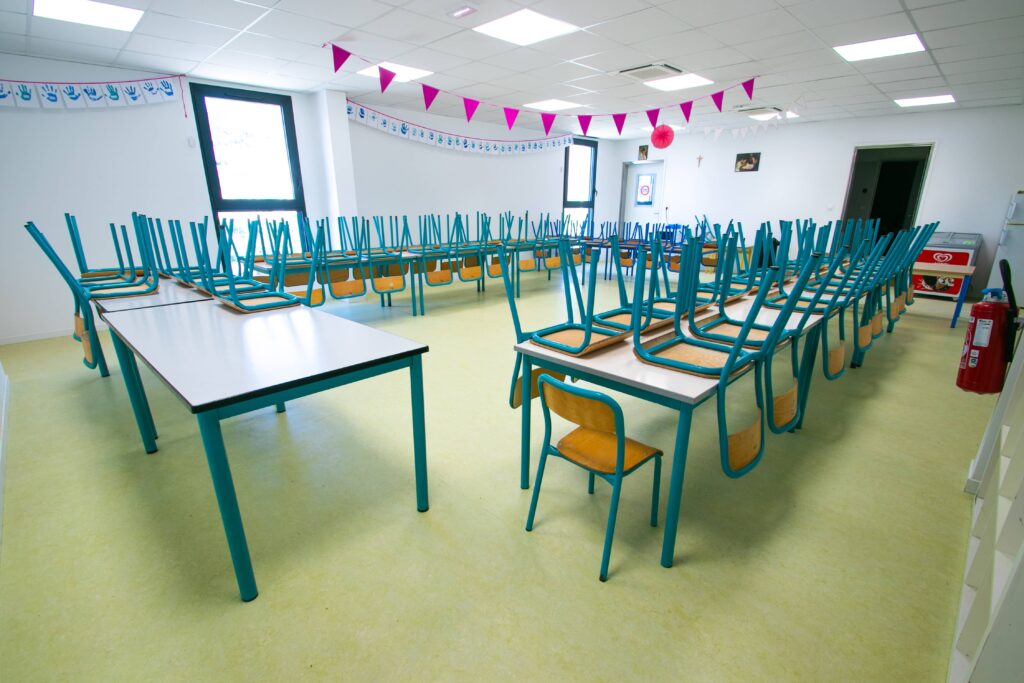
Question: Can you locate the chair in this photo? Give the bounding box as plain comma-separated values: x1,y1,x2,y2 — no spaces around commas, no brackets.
526,374,662,581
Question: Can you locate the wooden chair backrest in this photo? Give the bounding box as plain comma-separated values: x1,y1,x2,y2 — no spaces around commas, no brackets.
540,380,616,435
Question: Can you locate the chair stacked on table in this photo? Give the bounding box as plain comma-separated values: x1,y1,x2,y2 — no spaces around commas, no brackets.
502,217,939,580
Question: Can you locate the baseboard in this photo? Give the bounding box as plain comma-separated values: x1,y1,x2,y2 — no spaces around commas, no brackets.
0,361,9,556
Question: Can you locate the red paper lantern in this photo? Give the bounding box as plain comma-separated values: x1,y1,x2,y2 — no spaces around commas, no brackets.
651,124,674,149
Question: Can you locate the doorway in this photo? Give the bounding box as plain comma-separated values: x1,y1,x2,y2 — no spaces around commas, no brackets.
842,145,931,237
619,160,665,228
562,137,597,231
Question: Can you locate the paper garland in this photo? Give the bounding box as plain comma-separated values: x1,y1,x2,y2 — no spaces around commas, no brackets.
0,76,182,111
347,101,572,156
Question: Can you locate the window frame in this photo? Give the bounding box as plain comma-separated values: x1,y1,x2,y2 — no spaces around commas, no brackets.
189,83,307,225
562,137,598,221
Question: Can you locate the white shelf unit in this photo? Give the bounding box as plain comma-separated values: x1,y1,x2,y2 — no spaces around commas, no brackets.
949,348,1024,683
986,190,1024,291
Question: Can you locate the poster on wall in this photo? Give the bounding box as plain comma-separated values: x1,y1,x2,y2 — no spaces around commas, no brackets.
635,174,654,206
638,144,648,161
735,152,760,172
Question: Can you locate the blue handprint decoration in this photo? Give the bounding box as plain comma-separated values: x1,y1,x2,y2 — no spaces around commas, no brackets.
123,84,141,104
105,84,121,103
0,82,12,105
158,80,174,98
40,84,59,103
62,85,82,102
17,84,32,100
82,86,105,106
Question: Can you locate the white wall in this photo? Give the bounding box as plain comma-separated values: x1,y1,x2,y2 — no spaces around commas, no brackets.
596,105,1024,289
346,104,564,226
0,54,332,344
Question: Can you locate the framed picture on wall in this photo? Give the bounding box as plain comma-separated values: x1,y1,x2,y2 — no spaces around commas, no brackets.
735,152,760,172
638,145,649,161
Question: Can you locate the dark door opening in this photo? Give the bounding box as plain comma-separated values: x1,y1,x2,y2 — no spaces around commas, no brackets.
842,145,931,237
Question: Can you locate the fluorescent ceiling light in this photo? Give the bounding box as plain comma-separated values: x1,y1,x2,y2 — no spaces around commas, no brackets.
834,34,925,62
449,5,476,18
473,9,578,46
644,73,713,92
895,94,955,107
356,62,433,83
33,0,143,31
523,99,578,111
785,110,798,118
748,112,778,121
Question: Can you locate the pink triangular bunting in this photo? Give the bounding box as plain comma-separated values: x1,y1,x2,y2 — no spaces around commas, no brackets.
540,112,556,135
612,113,627,135
378,67,396,93
577,114,592,136
742,78,755,100
422,84,439,111
332,45,351,72
463,97,480,122
503,107,519,130
711,90,724,111
680,101,693,122
646,108,660,127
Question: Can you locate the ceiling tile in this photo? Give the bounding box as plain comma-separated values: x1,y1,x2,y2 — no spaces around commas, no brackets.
0,9,25,34
273,0,392,28
332,28,417,61
700,10,805,44
228,33,329,63
443,60,517,83
940,53,1024,75
27,37,121,64
133,12,237,46
944,67,1022,84
0,31,27,52
204,49,290,73
359,9,461,44
481,47,564,72
393,46,471,72
124,34,219,61
272,60,335,81
403,0,522,27
565,72,633,90
572,47,657,73
812,12,917,46
248,10,349,45
874,76,947,93
638,30,724,61
115,50,200,74
923,16,1024,49
428,29,516,59
850,51,934,73
736,30,827,60
528,30,620,61
659,0,778,28
676,47,750,71
587,8,691,44
29,16,131,49
786,0,904,28
931,38,1024,63
529,0,652,27
525,60,600,83
147,0,270,30
490,71,546,91
912,0,1024,32
0,0,28,12
864,64,941,83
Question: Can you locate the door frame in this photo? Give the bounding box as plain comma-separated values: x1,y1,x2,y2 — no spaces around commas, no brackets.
618,160,665,230
839,143,934,230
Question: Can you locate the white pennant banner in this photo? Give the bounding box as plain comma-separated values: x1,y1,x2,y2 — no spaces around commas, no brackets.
0,77,181,110
347,102,572,156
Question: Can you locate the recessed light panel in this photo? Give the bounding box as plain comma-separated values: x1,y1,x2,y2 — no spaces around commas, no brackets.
473,9,579,46
834,34,925,62
895,94,955,107
449,5,476,19
643,73,713,92
33,0,144,32
356,62,434,83
523,99,579,111
748,112,778,121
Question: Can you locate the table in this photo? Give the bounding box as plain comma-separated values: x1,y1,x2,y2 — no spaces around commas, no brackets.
99,300,429,601
912,263,975,328
515,298,822,569
93,280,211,313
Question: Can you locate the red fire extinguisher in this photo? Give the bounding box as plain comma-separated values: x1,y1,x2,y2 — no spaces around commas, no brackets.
957,260,1020,394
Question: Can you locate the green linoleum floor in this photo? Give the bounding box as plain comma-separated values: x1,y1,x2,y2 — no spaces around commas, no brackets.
0,278,996,682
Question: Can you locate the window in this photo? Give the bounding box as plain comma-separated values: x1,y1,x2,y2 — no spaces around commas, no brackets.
635,174,654,206
562,138,597,232
190,84,307,254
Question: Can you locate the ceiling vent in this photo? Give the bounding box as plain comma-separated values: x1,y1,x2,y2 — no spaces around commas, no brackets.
618,63,682,81
735,105,781,115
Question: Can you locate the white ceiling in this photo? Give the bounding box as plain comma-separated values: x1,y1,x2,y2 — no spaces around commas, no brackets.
1,0,1022,136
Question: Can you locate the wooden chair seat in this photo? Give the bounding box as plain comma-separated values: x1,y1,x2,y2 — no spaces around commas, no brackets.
545,256,561,269
828,341,846,375
727,414,762,471
427,269,453,284
460,266,482,280
90,282,158,298
699,320,770,347
636,333,744,378
511,367,565,409
373,275,404,291
219,294,299,313
557,428,661,474
532,325,625,356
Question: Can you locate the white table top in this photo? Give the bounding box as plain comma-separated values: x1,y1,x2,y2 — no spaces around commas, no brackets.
93,280,211,313
101,301,428,413
515,297,821,406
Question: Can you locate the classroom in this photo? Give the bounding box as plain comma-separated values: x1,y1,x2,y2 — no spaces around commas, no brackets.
1,0,1023,680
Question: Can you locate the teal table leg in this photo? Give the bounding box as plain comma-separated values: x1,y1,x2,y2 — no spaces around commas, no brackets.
109,332,157,453
951,274,971,328
520,356,532,489
661,404,693,568
794,325,821,430
409,355,429,512
197,411,258,602
124,346,158,440
275,402,286,413
410,260,418,317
